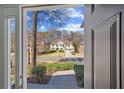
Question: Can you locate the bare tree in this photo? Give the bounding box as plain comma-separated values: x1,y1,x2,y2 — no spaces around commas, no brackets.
31,9,71,67
28,36,31,64
32,11,38,67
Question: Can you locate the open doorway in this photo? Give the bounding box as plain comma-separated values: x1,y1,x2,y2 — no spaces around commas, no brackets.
23,5,84,89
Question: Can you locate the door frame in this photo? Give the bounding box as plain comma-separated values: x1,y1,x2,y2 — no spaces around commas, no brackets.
0,4,84,89
92,13,121,89
21,4,84,89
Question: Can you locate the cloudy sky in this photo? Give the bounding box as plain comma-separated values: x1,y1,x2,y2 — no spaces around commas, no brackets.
26,6,84,32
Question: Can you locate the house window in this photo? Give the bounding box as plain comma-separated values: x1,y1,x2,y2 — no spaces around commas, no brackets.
61,44,64,47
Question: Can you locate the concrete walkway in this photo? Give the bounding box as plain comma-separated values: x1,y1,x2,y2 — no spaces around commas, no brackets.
28,70,80,89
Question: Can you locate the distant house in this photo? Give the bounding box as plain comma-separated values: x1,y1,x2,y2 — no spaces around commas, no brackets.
50,40,65,51
50,40,74,53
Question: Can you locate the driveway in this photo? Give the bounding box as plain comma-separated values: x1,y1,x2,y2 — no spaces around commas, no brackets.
28,70,80,89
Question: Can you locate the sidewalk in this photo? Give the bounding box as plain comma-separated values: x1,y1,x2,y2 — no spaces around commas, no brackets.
28,70,80,89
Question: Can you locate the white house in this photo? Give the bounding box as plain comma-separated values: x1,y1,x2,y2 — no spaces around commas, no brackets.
50,40,74,53
50,40,65,51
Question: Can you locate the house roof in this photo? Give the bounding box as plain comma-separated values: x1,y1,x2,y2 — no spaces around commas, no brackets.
63,40,72,45
51,39,72,45
50,39,61,45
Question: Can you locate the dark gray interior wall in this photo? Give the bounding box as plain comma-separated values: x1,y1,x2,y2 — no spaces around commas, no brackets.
84,4,124,89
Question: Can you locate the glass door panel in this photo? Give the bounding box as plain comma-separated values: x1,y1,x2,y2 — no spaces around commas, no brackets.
7,18,16,88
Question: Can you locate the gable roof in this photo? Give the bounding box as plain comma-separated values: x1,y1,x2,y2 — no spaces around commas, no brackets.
51,39,61,45
51,39,72,45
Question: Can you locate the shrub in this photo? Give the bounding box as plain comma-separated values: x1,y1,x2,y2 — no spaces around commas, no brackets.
31,65,47,83
38,51,47,55
74,64,84,88
47,50,56,54
59,50,64,52
31,65,46,74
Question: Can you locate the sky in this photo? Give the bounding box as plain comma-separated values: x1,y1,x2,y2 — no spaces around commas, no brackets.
9,18,16,32
26,6,84,32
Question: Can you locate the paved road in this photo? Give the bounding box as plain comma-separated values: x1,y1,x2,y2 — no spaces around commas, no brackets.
29,57,63,62
28,70,81,89
60,57,84,64
29,57,84,64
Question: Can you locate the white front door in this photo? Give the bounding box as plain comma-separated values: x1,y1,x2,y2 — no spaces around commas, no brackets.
0,5,23,89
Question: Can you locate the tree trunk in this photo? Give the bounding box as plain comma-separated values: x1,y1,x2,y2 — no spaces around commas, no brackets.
32,11,38,67
28,36,30,64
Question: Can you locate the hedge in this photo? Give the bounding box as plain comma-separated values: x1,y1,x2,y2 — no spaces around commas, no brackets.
74,64,84,88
